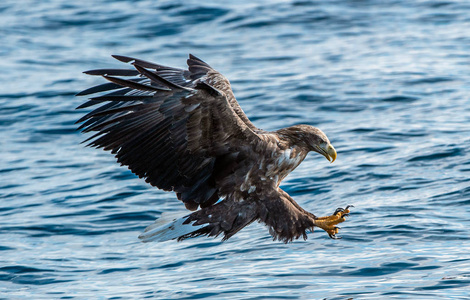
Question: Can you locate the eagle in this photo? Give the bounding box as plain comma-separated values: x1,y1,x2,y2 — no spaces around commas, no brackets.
76,54,352,243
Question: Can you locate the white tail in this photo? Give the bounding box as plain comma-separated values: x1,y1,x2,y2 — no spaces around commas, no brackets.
138,212,204,242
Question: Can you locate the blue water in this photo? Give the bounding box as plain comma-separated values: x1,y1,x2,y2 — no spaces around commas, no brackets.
1,0,470,298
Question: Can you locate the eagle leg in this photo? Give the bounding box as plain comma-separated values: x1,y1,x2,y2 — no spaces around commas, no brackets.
314,205,353,239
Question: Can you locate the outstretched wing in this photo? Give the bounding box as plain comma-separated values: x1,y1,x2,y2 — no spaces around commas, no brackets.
79,54,258,131
76,55,263,210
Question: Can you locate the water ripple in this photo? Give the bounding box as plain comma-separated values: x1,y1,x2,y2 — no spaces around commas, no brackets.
1,0,470,299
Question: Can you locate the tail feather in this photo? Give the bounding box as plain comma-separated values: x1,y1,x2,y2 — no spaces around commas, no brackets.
139,199,259,242
138,213,205,242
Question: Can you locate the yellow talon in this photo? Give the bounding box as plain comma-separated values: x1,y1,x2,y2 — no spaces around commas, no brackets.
314,205,353,239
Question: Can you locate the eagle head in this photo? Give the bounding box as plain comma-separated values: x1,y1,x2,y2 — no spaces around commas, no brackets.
306,126,336,163
278,125,337,163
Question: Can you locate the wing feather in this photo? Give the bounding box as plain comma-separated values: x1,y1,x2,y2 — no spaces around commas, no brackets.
84,69,140,76
75,78,146,96
102,75,171,92
77,55,263,209
76,82,124,96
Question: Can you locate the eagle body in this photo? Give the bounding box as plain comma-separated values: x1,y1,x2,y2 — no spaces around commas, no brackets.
77,54,350,243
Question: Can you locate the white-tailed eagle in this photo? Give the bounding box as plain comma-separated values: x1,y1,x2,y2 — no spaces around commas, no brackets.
77,54,352,243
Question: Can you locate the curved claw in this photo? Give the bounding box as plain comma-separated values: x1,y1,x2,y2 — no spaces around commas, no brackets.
333,205,354,216
328,230,342,239
333,207,344,215
315,205,353,239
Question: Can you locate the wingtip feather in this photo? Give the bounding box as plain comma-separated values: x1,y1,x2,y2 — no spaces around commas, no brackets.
75,90,89,96
112,55,134,63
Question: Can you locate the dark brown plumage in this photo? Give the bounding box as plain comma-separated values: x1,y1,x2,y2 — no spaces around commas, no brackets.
77,54,351,243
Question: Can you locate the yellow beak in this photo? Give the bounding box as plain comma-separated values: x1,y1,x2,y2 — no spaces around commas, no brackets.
319,143,337,163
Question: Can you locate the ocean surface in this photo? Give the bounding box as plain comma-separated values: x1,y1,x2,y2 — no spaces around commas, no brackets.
1,0,470,299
